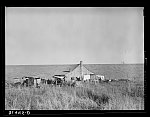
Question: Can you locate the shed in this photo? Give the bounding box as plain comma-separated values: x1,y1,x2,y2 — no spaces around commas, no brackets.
13,78,20,83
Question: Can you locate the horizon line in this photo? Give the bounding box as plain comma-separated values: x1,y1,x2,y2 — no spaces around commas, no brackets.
5,63,144,65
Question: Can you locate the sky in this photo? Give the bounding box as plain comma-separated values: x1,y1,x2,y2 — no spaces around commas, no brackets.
5,7,144,65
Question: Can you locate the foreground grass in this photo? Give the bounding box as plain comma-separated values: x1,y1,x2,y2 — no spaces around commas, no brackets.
5,80,144,110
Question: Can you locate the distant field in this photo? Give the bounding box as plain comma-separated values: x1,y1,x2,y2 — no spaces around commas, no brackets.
5,64,144,82
85,64,144,82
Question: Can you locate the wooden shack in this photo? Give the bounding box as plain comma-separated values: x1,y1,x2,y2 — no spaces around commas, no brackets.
22,76,34,87
64,61,93,81
21,76,42,87
52,61,105,85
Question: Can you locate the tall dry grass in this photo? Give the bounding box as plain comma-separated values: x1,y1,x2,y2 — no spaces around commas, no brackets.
5,80,144,110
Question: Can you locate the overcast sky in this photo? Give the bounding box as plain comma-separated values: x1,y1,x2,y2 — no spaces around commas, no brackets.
5,7,144,65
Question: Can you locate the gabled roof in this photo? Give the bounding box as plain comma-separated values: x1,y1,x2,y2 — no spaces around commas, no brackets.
54,64,79,75
82,65,95,75
65,64,95,77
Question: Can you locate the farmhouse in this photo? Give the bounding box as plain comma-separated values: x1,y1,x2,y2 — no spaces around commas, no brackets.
53,61,105,82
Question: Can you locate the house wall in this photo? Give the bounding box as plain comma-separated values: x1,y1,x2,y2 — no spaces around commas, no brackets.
65,65,94,81
37,79,41,84
83,75,90,81
65,66,80,81
96,75,105,80
34,79,37,86
90,74,96,80
33,78,41,87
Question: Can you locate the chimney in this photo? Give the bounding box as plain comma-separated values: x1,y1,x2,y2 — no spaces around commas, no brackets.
80,61,83,80
80,61,83,67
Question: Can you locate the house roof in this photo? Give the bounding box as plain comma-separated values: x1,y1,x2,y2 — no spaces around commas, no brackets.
64,64,95,78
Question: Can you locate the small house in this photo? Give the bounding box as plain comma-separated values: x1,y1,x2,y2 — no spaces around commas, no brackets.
52,61,105,83
65,61,94,81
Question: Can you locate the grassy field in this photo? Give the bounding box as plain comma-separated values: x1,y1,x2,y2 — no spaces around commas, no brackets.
5,80,144,110
5,64,144,110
